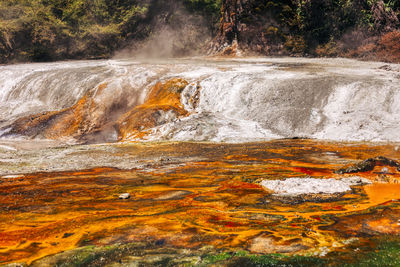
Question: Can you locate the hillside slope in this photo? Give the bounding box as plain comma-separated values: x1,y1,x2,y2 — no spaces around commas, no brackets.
0,0,399,63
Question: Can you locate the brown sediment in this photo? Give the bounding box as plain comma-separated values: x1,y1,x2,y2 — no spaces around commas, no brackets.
323,206,400,237
116,78,189,140
0,140,400,264
249,234,309,254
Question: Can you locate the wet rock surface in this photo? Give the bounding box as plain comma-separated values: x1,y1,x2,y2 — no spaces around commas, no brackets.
335,156,400,174
1,58,400,143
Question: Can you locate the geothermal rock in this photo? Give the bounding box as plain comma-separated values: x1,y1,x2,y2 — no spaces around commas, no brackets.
261,177,371,196
335,156,400,174
119,193,130,199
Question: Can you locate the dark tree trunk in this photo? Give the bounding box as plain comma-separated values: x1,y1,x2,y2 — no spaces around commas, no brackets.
208,0,297,56
209,0,249,55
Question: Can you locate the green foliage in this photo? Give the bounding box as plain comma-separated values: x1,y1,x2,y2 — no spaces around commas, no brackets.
1,0,399,62
0,0,223,63
183,0,221,16
230,0,299,54
384,0,400,10
0,0,147,62
294,0,400,53
182,0,221,32
298,0,364,49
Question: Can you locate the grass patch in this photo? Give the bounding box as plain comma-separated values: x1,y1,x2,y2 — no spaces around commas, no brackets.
342,238,400,267
33,236,400,266
202,252,232,264
198,251,326,267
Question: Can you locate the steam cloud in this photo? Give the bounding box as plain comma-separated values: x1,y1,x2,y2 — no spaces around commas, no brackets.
114,2,212,59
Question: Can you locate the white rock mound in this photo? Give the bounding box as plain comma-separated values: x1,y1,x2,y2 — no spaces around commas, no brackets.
261,177,371,196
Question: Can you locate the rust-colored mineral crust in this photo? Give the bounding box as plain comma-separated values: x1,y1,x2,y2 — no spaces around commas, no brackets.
116,78,189,140
3,83,114,141
1,140,400,264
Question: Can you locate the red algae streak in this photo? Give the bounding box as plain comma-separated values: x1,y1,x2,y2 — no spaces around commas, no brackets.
1,140,400,264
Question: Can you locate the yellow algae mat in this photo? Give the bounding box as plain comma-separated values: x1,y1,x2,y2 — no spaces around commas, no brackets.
1,140,400,265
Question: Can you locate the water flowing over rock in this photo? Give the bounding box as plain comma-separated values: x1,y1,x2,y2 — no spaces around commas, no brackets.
116,78,189,140
0,58,400,143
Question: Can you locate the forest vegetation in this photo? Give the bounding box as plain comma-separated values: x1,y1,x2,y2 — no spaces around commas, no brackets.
0,0,399,63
